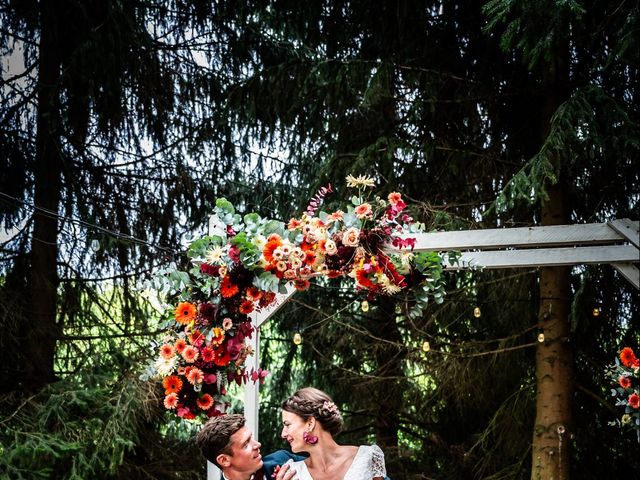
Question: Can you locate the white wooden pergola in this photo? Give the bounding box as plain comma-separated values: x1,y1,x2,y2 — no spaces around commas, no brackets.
208,219,639,479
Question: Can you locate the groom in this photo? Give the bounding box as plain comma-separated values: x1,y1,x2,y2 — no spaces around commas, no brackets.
196,414,299,480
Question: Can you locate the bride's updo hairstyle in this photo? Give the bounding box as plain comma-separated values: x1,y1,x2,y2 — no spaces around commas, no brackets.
282,387,344,436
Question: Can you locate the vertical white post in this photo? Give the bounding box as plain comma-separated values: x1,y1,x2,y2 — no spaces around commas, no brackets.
245,285,297,440
244,311,261,440
207,461,221,480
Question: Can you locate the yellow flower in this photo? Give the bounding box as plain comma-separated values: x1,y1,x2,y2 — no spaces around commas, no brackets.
346,174,376,188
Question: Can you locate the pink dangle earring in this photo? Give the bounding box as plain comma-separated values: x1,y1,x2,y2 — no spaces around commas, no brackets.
303,430,318,445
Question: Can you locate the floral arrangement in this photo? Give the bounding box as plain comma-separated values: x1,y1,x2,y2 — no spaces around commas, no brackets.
607,346,640,442
145,175,450,422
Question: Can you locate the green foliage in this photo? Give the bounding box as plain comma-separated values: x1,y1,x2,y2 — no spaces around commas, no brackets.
0,372,159,479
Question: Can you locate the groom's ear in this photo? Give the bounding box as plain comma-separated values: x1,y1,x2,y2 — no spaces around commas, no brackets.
217,453,232,468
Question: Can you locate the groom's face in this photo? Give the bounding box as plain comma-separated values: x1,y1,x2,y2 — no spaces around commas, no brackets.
219,426,263,474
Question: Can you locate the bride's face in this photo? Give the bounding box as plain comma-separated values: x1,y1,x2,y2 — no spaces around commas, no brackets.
281,410,310,452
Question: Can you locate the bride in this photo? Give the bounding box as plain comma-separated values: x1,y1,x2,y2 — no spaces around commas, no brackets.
279,387,386,480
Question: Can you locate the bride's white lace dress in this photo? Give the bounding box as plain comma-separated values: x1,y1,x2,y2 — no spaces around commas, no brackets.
286,445,386,480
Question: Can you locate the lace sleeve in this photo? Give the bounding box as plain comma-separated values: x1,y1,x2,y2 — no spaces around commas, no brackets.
370,444,386,477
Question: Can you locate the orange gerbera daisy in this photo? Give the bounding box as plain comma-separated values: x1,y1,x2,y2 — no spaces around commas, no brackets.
163,375,183,395
304,251,317,266
182,345,199,363
220,275,239,298
159,344,175,359
263,236,283,264
175,302,197,325
164,393,179,410
175,338,187,354
186,367,204,385
239,300,254,315
620,347,637,368
196,393,214,410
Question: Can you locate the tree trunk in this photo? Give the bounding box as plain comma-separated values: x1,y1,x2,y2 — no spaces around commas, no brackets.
25,0,63,389
531,45,572,480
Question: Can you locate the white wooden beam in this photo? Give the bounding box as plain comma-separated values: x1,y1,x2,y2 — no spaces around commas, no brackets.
445,245,638,270
612,263,640,289
405,222,632,252
608,219,639,248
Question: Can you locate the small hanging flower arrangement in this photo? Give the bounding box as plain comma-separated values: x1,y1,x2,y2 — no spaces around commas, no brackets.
607,346,640,442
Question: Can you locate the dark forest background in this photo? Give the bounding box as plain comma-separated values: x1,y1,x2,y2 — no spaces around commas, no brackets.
1,1,638,479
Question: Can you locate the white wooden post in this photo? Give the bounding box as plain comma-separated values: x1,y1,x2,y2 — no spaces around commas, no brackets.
245,284,297,439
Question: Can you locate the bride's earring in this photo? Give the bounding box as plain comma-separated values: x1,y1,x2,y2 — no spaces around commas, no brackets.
303,430,318,445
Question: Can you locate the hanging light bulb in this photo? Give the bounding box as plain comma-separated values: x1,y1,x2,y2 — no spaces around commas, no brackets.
473,306,481,318
537,333,545,343
592,307,601,317
422,340,431,352
293,332,302,345
361,300,369,312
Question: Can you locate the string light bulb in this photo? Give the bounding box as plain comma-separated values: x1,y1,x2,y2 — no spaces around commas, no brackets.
361,300,369,312
473,306,481,318
592,307,600,317
293,332,302,345
422,341,431,352
537,333,545,343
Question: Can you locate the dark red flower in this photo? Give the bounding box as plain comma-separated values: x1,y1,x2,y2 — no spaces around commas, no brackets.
213,347,232,367
200,263,220,276
239,300,254,315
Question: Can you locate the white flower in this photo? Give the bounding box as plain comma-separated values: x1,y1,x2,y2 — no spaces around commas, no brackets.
324,239,337,255
346,174,376,188
252,234,267,250
205,246,228,265
155,356,176,377
379,274,402,295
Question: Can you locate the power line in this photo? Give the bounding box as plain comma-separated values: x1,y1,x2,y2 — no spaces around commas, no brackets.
0,191,180,255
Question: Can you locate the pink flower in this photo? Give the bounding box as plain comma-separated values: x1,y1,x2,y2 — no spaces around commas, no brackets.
159,344,175,359
164,393,178,410
342,227,360,247
187,367,204,385
354,203,373,219
182,345,199,363
619,375,632,389
222,317,233,330
388,192,403,205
